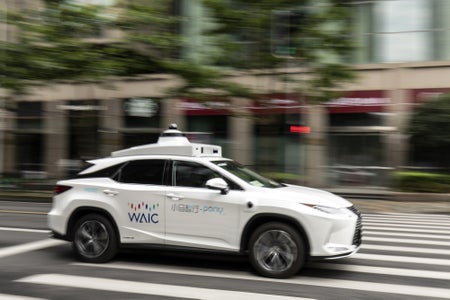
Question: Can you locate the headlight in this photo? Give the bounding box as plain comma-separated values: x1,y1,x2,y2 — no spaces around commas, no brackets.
302,204,353,216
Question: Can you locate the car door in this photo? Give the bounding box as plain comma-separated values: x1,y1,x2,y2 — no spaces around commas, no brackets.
165,160,243,251
111,159,168,244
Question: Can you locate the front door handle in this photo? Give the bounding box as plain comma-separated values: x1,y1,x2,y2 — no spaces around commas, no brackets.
103,189,119,196
167,193,184,201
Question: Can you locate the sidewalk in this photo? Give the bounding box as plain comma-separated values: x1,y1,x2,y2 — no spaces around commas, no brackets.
327,187,450,214
0,187,449,214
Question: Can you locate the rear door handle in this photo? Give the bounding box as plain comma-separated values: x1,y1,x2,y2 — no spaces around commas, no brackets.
103,189,119,196
167,193,184,201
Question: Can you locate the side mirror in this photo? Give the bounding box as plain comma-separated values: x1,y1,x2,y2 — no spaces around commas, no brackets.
206,178,229,195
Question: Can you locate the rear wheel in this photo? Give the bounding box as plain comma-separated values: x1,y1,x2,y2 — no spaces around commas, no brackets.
72,214,118,263
249,222,305,278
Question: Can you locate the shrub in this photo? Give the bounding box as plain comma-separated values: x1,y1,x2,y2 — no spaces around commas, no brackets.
392,171,450,193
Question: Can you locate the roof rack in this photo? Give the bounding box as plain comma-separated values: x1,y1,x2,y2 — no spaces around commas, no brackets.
111,124,222,158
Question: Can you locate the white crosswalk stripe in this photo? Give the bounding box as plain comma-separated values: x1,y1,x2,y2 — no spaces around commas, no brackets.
13,212,450,299
0,294,48,300
17,274,314,300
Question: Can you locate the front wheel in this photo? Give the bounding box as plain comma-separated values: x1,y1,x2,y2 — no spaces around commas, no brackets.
72,214,118,263
248,222,305,278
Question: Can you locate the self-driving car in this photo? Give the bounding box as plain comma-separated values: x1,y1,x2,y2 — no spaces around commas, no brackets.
48,124,361,278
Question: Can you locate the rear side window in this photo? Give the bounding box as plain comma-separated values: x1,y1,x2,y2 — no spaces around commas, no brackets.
75,163,125,179
116,160,166,185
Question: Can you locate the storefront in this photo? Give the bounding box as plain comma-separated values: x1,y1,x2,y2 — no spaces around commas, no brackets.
327,91,393,187
251,97,305,177
179,97,306,179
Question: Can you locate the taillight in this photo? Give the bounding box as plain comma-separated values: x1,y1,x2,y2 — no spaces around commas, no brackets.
53,185,72,195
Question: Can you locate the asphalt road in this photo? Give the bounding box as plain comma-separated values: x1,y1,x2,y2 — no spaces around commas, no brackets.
1,200,450,300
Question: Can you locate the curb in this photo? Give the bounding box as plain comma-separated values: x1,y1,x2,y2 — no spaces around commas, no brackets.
0,191,53,202
327,188,450,202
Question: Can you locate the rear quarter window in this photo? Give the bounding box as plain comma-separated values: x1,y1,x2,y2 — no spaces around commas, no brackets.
75,163,125,179
115,160,166,185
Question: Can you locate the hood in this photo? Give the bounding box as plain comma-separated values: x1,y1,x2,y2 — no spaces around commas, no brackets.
261,184,352,208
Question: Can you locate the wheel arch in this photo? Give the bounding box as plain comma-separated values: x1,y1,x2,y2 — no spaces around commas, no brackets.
240,213,310,255
67,206,120,242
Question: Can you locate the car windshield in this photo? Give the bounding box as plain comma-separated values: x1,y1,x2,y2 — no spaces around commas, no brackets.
213,160,283,188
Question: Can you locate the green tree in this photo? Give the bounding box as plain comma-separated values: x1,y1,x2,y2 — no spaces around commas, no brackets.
1,0,355,101
0,0,248,99
0,0,170,94
409,94,450,168
202,0,356,101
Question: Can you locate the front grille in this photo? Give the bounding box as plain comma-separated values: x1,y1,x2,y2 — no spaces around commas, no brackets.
348,206,362,247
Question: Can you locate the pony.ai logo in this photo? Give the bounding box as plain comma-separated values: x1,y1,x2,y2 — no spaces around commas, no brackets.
128,202,159,224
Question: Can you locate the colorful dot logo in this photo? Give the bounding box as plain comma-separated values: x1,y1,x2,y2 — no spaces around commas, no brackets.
128,202,159,212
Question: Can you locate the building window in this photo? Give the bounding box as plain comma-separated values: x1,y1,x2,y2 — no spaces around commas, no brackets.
375,0,432,62
67,100,100,160
123,98,160,128
329,112,384,127
253,114,304,175
351,0,447,63
17,133,43,172
17,102,43,130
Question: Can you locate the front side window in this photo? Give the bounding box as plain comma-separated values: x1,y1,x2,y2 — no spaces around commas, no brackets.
213,160,283,188
173,161,220,188
116,160,166,185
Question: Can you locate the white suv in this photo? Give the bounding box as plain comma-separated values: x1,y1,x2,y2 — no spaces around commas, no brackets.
48,125,361,278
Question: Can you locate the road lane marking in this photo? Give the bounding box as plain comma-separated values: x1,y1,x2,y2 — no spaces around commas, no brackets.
75,259,450,282
363,236,450,247
362,218,450,226
364,213,450,219
0,227,50,234
0,294,48,300
363,225,450,234
312,263,450,280
0,239,66,259
363,222,447,230
16,274,314,300
362,243,450,255
0,210,47,215
364,230,450,240
353,253,450,266
22,267,450,300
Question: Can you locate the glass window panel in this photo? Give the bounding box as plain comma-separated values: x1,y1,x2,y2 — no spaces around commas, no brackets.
174,161,219,188
119,160,166,185
378,0,430,32
374,0,433,62
376,32,431,63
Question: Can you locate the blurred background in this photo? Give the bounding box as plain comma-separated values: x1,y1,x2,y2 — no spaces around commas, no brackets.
1,0,450,193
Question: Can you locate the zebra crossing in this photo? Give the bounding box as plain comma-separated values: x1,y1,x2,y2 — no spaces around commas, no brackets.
9,212,450,299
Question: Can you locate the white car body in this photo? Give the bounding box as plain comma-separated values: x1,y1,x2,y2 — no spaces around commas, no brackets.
48,125,362,278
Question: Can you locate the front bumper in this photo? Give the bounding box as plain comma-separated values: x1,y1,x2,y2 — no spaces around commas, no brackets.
306,205,362,259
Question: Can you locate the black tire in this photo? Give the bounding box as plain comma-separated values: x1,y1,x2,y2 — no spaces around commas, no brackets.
72,214,118,263
248,222,305,278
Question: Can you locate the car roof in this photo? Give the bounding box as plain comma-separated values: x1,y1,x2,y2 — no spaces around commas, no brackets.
80,125,229,175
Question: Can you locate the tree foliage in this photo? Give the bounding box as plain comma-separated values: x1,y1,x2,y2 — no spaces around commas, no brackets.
1,0,355,101
202,0,356,101
409,94,450,168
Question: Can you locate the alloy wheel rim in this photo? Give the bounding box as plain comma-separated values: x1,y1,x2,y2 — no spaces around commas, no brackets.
75,220,109,258
254,229,297,273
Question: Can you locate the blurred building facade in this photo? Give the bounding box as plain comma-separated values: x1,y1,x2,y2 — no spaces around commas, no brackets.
2,0,450,187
